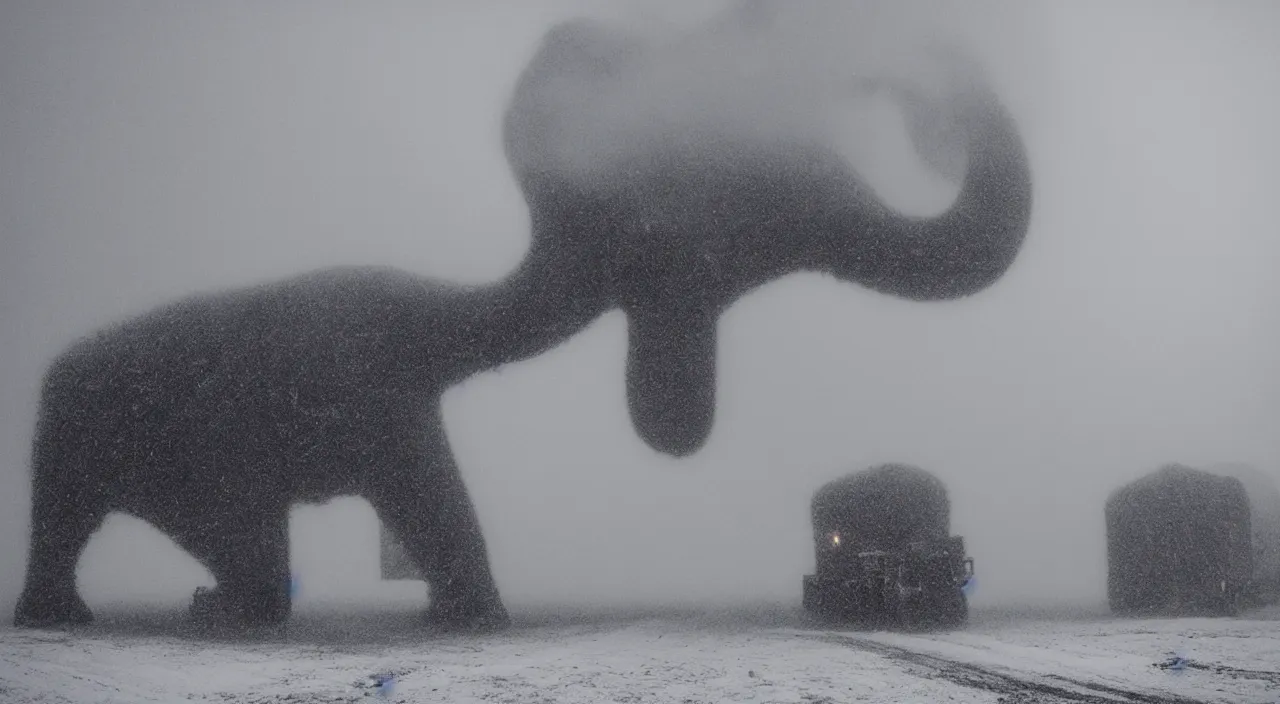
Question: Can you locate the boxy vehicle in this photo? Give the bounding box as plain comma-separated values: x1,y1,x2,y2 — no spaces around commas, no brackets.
1210,462,1280,608
802,464,973,630
1106,464,1252,617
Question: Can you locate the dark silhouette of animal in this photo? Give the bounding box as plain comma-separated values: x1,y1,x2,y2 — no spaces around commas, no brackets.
15,10,1033,632
14,72,624,627
13,251,614,631
508,16,1034,457
1106,464,1253,617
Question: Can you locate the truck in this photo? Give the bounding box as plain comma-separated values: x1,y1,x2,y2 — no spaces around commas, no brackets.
802,463,973,630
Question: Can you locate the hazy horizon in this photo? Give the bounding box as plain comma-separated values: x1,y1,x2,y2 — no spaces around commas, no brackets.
1,0,1279,619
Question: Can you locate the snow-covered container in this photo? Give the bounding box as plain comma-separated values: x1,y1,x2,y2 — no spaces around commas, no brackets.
1105,463,1252,616
1208,462,1280,607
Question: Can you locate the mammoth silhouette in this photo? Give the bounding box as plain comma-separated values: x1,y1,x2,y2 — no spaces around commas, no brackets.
14,260,612,631
14,11,1032,632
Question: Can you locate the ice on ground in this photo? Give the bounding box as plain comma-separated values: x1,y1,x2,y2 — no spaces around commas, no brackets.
2,601,1278,703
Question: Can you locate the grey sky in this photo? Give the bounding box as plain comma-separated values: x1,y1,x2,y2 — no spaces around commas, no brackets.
1,0,1278,614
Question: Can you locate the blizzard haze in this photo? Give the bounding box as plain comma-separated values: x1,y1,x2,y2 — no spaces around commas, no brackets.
1,0,1278,619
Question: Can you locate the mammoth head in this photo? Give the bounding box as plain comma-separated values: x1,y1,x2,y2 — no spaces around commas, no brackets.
503,12,1033,458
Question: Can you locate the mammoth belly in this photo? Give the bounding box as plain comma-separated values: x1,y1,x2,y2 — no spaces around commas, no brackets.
270,398,420,502
108,408,383,510
79,377,419,510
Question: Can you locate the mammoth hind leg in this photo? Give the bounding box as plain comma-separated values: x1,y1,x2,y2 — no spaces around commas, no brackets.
13,464,105,628
366,408,509,633
174,497,292,631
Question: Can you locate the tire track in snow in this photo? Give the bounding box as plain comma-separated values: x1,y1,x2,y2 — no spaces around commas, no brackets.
805,632,1215,704
1165,659,1280,686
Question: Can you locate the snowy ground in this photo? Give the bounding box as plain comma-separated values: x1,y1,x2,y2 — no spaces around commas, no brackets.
2,599,1279,704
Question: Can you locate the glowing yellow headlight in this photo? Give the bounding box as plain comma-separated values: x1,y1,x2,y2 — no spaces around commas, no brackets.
831,532,841,547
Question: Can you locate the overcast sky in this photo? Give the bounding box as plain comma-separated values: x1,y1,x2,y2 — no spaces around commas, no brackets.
1,0,1279,616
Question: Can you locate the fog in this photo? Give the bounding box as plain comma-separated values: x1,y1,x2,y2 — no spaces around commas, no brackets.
1,0,1278,619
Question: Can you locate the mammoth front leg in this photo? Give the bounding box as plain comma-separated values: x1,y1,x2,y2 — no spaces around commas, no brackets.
367,407,509,633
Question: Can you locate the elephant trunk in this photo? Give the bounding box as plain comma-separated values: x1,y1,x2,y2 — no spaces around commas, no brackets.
461,184,614,376
811,71,1034,301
